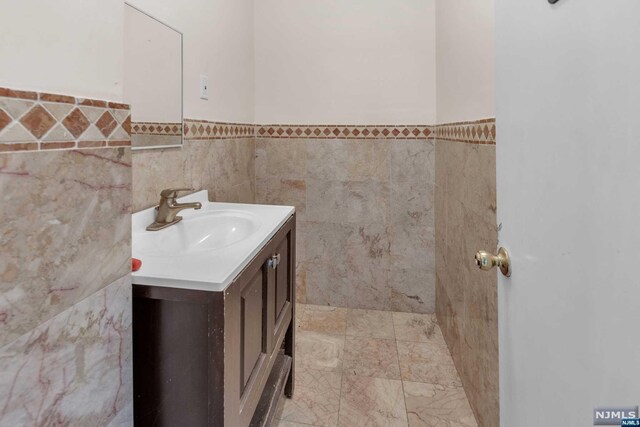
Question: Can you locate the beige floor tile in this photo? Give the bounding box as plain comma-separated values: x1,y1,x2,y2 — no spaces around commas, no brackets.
346,308,395,339
338,374,408,427
403,382,477,427
274,393,287,420
296,303,307,329
281,369,342,427
300,305,348,334
286,306,477,427
342,336,401,379
296,330,345,372
277,420,324,427
392,312,446,344
396,341,462,387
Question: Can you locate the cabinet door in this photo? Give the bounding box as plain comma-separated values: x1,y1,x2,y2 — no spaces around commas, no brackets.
240,268,267,391
264,229,293,354
274,235,290,324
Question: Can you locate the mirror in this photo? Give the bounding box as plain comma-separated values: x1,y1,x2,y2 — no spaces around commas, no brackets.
124,3,183,150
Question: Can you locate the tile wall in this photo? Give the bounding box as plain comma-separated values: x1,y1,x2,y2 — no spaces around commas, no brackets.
132,119,255,211
131,121,182,148
435,118,499,427
255,129,437,313
0,87,132,424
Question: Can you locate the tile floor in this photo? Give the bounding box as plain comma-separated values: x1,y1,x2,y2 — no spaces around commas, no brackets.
273,304,478,427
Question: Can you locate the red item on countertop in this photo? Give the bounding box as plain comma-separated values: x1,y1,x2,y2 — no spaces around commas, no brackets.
132,258,142,272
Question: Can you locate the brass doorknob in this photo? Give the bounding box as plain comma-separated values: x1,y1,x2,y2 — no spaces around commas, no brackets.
474,247,511,277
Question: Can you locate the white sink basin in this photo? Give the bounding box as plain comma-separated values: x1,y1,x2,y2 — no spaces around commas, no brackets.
134,210,261,256
132,191,295,291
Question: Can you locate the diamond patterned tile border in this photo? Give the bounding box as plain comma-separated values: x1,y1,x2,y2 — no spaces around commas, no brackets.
0,109,11,132
62,108,90,138
19,105,56,139
96,111,118,137
0,86,131,152
0,86,494,152
183,119,255,140
433,118,496,145
131,121,183,136
254,119,495,145
183,120,495,144
254,124,434,140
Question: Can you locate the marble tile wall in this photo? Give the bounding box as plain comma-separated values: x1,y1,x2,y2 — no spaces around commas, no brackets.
255,137,436,313
132,135,255,212
434,119,498,427
0,86,133,425
0,275,132,425
0,148,132,345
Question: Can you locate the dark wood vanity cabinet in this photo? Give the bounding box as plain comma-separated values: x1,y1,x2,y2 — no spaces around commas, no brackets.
133,214,296,427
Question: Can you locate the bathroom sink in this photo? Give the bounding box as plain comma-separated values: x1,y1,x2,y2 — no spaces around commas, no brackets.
134,210,261,256
132,190,295,291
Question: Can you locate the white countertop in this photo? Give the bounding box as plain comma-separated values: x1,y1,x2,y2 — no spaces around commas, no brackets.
132,190,294,291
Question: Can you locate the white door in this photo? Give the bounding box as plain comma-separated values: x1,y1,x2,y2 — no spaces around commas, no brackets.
496,1,640,426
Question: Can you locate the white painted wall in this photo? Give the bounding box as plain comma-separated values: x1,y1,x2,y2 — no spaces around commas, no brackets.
436,0,495,123
0,0,124,101
254,0,436,125
497,1,640,425
0,0,254,122
124,5,182,123
128,0,254,123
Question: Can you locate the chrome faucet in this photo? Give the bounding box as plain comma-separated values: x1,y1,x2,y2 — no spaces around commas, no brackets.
146,188,202,231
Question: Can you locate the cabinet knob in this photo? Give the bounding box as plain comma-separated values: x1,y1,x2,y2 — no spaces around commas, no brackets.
266,253,281,269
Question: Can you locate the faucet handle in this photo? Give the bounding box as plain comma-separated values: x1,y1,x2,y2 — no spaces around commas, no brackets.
160,188,194,199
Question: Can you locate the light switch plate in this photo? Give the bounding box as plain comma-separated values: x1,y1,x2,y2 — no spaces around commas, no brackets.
200,75,209,100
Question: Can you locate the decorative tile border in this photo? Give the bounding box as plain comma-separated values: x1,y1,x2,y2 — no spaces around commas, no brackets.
433,118,496,145
254,120,496,144
131,121,182,136
0,84,494,150
255,124,433,140
0,87,130,152
183,119,255,140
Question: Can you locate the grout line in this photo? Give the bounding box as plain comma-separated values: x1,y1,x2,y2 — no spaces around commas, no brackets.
335,306,351,426
284,422,323,427
394,338,447,345
391,312,411,424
